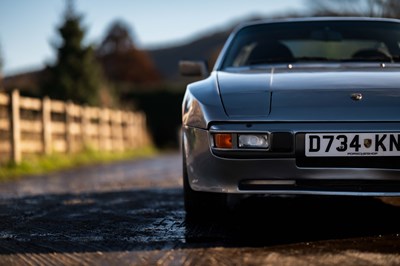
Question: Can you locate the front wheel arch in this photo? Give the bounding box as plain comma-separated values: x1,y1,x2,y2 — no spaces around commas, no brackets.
182,141,228,217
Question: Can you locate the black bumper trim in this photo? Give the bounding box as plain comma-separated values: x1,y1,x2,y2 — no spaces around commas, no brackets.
211,132,294,159
239,179,400,192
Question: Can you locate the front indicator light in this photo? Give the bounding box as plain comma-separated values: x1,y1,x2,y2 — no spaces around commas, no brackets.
214,133,233,149
238,134,269,149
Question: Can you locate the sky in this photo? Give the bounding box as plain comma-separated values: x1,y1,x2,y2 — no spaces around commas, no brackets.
0,0,307,76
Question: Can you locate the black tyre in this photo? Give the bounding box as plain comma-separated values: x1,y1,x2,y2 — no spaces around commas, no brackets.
182,148,228,218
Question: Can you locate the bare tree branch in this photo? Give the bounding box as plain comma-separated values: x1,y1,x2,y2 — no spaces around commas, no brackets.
306,0,400,18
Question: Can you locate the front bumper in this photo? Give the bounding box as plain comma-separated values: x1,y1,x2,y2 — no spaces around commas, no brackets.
182,122,400,196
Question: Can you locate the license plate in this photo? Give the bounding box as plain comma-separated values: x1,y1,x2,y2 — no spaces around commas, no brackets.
305,133,400,157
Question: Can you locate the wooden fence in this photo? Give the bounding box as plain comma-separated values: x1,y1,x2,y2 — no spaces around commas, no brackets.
0,90,150,164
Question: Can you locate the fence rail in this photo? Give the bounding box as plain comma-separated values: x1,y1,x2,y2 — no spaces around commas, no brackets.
0,90,150,164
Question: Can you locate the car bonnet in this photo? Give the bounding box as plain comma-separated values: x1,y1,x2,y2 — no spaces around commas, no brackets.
217,67,400,121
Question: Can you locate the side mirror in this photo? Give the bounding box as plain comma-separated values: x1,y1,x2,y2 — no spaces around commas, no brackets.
179,60,209,77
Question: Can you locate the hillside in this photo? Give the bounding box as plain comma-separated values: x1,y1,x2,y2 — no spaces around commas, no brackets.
3,15,273,92
3,29,232,94
147,29,232,81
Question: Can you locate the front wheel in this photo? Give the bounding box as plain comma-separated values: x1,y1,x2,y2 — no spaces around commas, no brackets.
182,151,228,218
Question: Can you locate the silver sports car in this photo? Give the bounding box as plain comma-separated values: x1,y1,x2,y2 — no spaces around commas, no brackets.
180,17,400,215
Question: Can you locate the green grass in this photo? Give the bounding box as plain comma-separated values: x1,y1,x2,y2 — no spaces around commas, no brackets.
0,146,157,182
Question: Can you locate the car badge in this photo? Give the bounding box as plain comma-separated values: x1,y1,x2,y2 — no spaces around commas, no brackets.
364,138,372,148
351,93,363,101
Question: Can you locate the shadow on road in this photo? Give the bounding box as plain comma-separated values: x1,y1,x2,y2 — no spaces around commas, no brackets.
1,188,400,254
185,196,400,252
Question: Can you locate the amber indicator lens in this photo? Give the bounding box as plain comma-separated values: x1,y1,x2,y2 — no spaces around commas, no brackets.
214,133,233,149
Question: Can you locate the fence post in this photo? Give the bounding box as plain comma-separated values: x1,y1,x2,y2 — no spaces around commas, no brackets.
10,90,21,164
131,112,140,148
113,110,123,151
81,105,89,150
123,112,131,149
99,107,108,151
110,109,116,151
128,112,135,148
65,101,73,153
42,96,52,155
130,113,138,148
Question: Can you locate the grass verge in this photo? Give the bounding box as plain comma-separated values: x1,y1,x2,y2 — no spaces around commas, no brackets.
0,146,157,182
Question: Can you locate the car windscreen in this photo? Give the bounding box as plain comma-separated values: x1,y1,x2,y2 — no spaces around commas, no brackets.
220,20,400,69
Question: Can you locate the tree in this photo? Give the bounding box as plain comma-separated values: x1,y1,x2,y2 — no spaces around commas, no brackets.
0,42,3,85
308,0,400,18
97,20,160,85
43,0,103,105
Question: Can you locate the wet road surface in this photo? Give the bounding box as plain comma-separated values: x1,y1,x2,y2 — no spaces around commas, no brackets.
0,153,400,265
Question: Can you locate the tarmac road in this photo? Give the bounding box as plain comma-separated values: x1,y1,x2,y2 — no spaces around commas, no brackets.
0,152,400,265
